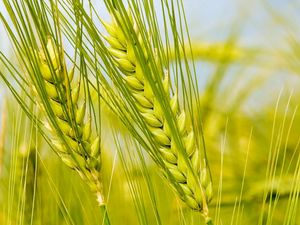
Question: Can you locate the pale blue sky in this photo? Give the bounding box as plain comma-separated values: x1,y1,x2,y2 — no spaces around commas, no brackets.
1,0,299,52
0,0,299,108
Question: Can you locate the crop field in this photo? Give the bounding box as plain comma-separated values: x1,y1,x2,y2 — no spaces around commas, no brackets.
0,1,299,225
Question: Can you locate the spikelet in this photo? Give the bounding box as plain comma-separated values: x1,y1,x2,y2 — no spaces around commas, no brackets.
103,12,212,211
36,38,103,200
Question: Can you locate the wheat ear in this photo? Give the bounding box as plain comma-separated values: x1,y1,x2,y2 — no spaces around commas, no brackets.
103,13,212,212
36,38,104,204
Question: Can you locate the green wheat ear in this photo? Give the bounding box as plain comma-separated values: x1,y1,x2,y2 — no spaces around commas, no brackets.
103,12,213,212
35,38,104,204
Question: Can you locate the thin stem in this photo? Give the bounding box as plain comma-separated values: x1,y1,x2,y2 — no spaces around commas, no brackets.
205,217,213,225
97,192,111,225
100,204,111,225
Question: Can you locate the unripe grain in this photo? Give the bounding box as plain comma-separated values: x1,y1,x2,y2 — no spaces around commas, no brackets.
103,12,212,211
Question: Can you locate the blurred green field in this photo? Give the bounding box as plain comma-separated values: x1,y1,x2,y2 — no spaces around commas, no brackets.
0,1,299,225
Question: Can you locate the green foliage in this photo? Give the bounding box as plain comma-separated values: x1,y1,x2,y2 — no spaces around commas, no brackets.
0,1,299,225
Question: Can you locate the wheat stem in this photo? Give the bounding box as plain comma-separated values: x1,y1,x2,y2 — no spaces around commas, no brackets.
100,204,111,225
96,192,111,225
205,217,214,225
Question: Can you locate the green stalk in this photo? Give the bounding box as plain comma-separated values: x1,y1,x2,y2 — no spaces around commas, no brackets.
205,217,213,225
97,192,111,225
100,205,111,225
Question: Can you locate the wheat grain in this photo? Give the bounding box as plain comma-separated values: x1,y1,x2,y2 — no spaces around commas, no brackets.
36,38,104,203
103,13,212,212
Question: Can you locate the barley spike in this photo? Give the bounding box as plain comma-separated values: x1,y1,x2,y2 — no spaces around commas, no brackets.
36,38,103,198
104,12,212,211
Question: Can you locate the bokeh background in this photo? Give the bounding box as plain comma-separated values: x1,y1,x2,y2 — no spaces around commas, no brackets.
0,0,299,225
